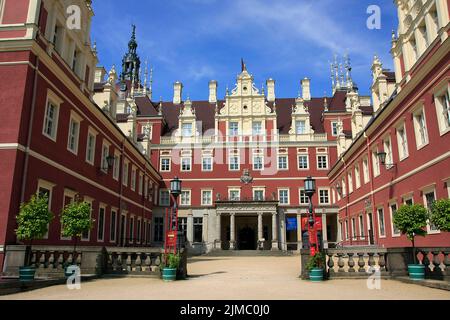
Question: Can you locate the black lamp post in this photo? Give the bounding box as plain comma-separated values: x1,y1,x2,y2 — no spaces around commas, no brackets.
304,176,318,255
170,177,182,231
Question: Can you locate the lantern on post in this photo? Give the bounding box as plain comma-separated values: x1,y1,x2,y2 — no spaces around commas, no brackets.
304,176,318,256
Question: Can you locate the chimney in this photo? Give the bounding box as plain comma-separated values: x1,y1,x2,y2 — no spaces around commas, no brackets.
209,80,218,103
173,81,183,104
302,78,311,101
266,78,275,102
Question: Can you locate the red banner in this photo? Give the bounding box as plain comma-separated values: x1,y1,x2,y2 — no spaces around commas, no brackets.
301,217,323,231
166,231,177,247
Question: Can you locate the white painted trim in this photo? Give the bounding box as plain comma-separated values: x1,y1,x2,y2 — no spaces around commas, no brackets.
0,143,26,151
97,205,106,243
201,189,213,206
389,202,401,238
377,207,386,239
110,209,117,243
162,176,330,182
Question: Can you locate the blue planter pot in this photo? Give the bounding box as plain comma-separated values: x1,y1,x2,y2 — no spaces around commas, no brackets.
408,264,425,281
309,268,324,282
162,268,177,282
19,267,36,282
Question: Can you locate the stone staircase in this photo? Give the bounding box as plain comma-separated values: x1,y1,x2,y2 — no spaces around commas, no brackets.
203,250,295,257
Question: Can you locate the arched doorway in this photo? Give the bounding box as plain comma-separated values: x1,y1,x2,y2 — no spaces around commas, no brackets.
238,226,256,250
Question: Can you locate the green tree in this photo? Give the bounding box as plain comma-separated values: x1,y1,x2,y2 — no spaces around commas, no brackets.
16,194,54,266
430,198,450,232
393,204,429,264
60,200,94,258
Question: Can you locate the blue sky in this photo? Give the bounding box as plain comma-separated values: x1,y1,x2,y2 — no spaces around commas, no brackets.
91,0,398,101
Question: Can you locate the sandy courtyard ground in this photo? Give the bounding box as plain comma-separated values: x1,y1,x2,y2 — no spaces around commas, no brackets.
1,256,449,300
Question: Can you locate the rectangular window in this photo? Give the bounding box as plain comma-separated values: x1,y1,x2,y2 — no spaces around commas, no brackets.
159,190,170,206
201,190,213,206
98,207,105,241
331,122,338,136
67,118,80,154
131,167,136,191
372,150,380,177
319,189,330,204
154,217,164,242
424,190,438,232
81,201,92,241
345,220,349,240
101,143,110,173
383,136,393,169
181,123,193,137
252,121,262,135
138,174,143,195
202,157,213,171
229,190,240,201
296,120,306,134
348,172,353,194
253,156,263,171
160,158,171,172
390,203,400,236
351,218,357,240
178,217,188,238
363,157,370,184
253,189,264,201
298,155,309,169
434,87,450,134
229,122,239,136
278,189,289,205
299,189,309,204
229,156,240,171
180,190,191,206
181,158,191,171
317,155,328,170
43,102,59,140
123,162,129,186
137,219,142,243
278,155,288,170
72,49,78,72
193,218,203,243
110,210,117,242
397,124,409,160
129,216,135,243
113,155,120,181
378,208,385,237
413,108,429,148
86,132,96,165
355,165,361,189
359,215,365,238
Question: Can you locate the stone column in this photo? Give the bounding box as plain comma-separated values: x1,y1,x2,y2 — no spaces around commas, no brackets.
230,213,236,250
322,212,328,249
271,212,279,250
202,213,208,244
297,213,303,252
258,213,264,250
216,213,222,249
187,213,194,247
336,214,342,243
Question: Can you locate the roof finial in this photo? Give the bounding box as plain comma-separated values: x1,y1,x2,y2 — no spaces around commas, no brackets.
143,59,148,95
241,58,247,72
344,53,353,89
158,96,163,115
149,66,153,100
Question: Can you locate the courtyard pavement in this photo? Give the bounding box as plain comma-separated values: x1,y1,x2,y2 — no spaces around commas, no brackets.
1,256,449,300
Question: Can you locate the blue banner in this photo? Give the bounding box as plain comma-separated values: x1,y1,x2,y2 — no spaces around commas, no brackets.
286,217,297,231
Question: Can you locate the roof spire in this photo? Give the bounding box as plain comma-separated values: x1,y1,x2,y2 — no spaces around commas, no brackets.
143,59,148,95
344,53,353,89
149,66,153,100
241,58,247,72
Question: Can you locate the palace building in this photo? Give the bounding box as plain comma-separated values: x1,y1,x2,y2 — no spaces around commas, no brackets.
0,0,449,269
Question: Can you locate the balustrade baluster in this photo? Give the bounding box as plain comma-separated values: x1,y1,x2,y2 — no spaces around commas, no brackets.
117,253,123,272
67,253,73,266
107,253,113,271
357,253,365,273
135,253,142,272
145,254,151,272
368,253,375,269
444,251,450,279
327,254,335,275
57,252,64,270
31,251,37,267
126,253,132,272
377,253,386,272
337,254,345,273
39,251,46,269
48,251,55,269
348,253,355,272
76,252,82,266
432,251,443,277
421,250,431,274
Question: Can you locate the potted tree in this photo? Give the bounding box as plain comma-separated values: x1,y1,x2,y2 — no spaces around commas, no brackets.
60,199,93,278
161,252,181,282
430,198,450,232
305,252,326,282
15,194,54,281
393,204,429,280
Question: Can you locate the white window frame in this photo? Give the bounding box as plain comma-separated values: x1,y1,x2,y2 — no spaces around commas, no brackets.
396,122,409,161
180,190,191,207
85,128,97,165
422,187,440,234
383,135,394,169
318,188,330,205
253,188,266,201
100,141,111,174
136,218,142,244
299,188,309,205
123,160,129,187
412,105,429,150
433,82,450,136
160,157,171,172
130,166,137,191
129,215,135,244
37,179,56,240
363,156,370,184
181,157,192,172
229,156,240,171
253,155,264,171
389,202,401,237
351,218,357,240
42,90,62,142
331,121,339,136
67,111,82,155
298,154,309,170
317,155,329,170
201,189,213,206
97,205,106,242
252,121,262,135
138,172,143,195
296,120,306,135
81,197,93,242
355,165,361,189
278,188,290,206
372,148,380,177
113,151,120,181
359,214,365,239
348,172,353,194
110,209,118,243
277,154,289,170
377,207,386,238
228,188,241,201
202,157,213,172
181,122,193,137
229,121,239,137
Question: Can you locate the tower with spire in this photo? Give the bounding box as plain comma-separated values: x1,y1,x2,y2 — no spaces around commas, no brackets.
120,25,141,83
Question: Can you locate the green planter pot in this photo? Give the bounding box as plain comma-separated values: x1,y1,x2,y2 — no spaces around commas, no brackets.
162,268,177,282
309,268,324,282
408,264,425,281
19,267,36,282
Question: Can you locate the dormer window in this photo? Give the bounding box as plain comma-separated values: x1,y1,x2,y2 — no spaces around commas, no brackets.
229,122,239,136
182,123,193,137
252,121,262,135
296,120,306,134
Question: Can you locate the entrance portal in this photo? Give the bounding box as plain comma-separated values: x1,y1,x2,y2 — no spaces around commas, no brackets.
238,226,256,250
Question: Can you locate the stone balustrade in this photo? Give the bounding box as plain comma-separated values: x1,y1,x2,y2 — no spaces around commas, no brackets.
415,248,450,281
31,249,82,278
105,248,162,276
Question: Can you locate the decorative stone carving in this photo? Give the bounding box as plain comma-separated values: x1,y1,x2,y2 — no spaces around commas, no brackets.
240,169,253,185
